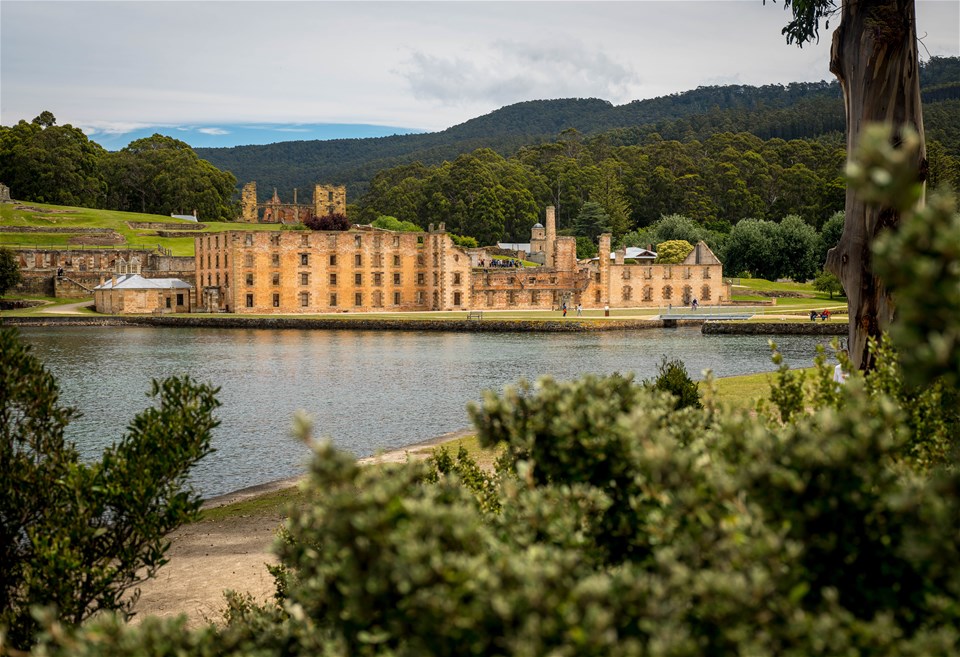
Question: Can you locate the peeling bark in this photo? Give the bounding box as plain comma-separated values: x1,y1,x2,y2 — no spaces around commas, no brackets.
824,0,926,370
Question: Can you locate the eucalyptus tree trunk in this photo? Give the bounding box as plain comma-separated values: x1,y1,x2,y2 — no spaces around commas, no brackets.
824,0,926,370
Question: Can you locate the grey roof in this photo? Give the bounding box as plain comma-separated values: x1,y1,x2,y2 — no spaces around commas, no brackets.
94,274,193,291
497,242,532,251
170,214,199,222
532,222,544,229
621,247,657,259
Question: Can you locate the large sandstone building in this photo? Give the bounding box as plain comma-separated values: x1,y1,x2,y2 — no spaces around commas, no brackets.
195,206,727,314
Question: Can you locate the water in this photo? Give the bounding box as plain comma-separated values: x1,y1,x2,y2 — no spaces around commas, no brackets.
16,326,831,498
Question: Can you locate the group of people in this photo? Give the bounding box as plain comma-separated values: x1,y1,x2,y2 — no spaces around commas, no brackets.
479,258,523,269
810,309,832,321
560,303,583,317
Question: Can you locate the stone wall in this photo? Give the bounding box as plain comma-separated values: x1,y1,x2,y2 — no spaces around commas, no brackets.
10,248,196,297
702,321,847,335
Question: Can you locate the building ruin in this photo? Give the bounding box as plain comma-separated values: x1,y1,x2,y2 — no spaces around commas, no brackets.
239,182,346,224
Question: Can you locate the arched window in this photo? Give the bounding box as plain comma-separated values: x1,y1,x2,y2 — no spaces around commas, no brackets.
682,285,693,305
622,285,632,301
663,285,672,300
643,286,653,302
701,285,712,301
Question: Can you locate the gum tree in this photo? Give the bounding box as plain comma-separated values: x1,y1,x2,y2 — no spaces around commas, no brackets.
776,0,926,369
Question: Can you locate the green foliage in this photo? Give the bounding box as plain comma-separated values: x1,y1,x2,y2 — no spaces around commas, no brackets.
775,214,819,281
0,113,106,207
855,125,960,388
653,239,694,263
817,210,845,266
813,269,843,298
103,134,237,221
0,116,238,220
0,247,22,296
572,201,612,241
370,215,423,232
0,329,219,650
448,233,478,249
646,356,703,410
575,236,597,259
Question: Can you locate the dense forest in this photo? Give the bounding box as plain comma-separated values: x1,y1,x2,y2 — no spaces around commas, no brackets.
196,57,960,201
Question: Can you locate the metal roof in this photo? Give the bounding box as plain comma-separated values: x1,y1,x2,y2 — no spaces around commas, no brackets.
497,242,532,251
94,274,193,290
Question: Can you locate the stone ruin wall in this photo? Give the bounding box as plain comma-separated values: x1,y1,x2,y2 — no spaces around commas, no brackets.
239,182,347,224
10,248,195,297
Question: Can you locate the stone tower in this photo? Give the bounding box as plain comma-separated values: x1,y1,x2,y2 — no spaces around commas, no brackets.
240,182,258,222
314,184,347,217
544,206,557,268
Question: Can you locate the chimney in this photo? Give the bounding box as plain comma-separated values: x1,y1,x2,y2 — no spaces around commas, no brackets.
545,206,557,267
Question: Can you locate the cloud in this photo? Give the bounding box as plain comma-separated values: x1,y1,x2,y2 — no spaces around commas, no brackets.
78,121,156,136
197,127,229,136
400,39,641,107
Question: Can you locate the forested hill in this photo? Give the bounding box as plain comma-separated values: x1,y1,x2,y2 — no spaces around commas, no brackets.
196,56,960,200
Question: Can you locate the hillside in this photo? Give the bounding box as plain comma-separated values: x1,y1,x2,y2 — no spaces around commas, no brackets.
196,57,960,200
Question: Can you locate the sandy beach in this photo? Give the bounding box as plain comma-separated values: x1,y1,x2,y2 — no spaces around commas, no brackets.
131,428,476,626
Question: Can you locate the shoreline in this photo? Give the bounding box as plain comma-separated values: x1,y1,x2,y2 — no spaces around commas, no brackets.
200,427,477,510
2,313,847,335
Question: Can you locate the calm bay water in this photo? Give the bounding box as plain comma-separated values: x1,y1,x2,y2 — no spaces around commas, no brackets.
18,326,831,498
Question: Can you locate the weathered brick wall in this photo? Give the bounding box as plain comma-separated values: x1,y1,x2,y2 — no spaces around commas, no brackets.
313,184,347,217
94,287,191,315
240,182,258,222
196,226,472,314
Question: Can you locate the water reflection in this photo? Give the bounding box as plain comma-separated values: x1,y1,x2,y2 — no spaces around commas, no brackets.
18,326,832,498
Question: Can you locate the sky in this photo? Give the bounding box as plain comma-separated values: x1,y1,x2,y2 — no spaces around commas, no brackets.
1,0,958,148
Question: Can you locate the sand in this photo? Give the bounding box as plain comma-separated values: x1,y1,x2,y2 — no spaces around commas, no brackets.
130,428,475,626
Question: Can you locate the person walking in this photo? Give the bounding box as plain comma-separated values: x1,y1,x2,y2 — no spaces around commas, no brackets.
576,303,582,316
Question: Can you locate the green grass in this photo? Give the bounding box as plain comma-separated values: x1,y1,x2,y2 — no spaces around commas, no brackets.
1,201,282,256
711,371,774,408
711,367,816,409
732,278,815,293
200,486,304,523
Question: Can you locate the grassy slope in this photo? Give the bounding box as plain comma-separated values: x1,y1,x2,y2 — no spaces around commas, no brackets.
0,201,279,256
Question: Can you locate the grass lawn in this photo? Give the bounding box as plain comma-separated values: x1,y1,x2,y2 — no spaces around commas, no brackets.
0,201,282,256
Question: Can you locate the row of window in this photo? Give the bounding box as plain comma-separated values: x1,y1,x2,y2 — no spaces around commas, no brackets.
618,267,714,280
235,252,423,268
245,290,438,309
620,284,714,302
243,272,426,287
238,233,424,249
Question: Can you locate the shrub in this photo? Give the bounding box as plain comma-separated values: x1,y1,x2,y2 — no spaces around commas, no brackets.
646,356,703,410
0,329,219,650
304,213,351,231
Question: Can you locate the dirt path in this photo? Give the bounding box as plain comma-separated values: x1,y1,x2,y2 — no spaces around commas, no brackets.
131,428,476,626
36,300,95,315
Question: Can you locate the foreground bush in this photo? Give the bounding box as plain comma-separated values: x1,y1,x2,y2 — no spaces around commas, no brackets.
0,329,220,651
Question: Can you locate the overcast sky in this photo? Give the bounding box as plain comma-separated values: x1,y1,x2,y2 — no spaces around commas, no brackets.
2,0,958,142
